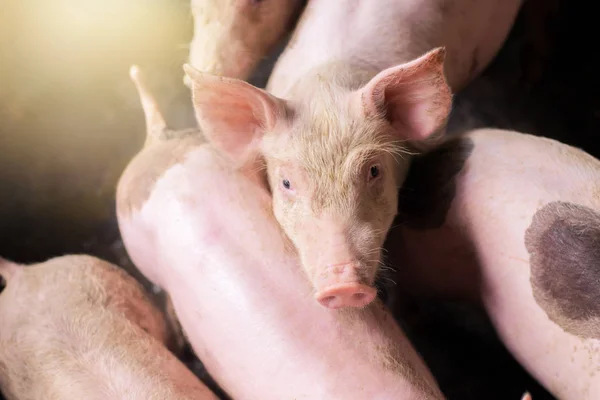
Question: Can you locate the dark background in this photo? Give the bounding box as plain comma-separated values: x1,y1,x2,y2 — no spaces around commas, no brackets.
1,0,598,399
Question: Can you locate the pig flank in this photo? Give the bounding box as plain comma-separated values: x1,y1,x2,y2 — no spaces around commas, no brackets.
392,128,600,399
0,255,217,400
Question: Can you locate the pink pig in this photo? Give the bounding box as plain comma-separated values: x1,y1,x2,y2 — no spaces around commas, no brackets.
389,128,600,400
183,0,523,309
0,255,218,400
116,65,447,400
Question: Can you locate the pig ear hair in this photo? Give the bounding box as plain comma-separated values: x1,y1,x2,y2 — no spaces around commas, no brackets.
184,64,288,162
359,47,452,142
129,65,169,147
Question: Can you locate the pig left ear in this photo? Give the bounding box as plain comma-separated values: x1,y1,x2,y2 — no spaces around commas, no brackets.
358,47,452,141
184,64,288,161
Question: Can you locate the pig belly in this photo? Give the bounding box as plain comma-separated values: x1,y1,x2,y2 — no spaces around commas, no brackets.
138,147,444,400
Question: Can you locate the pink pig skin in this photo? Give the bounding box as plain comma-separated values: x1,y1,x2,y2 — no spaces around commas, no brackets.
267,0,524,96
0,255,218,400
116,66,446,400
389,128,600,400
184,0,524,310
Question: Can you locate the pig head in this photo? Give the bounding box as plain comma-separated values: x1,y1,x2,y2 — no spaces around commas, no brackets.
184,47,452,309
185,0,305,84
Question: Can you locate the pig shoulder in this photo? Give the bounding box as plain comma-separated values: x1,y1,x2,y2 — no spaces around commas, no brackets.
525,201,600,339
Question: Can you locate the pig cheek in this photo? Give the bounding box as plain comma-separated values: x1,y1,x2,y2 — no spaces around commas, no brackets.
273,193,300,240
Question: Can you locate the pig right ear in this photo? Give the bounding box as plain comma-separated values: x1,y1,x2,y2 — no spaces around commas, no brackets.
184,64,287,160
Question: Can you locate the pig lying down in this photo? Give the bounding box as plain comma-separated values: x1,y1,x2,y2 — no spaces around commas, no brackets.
184,0,524,309
116,66,446,399
0,255,217,400
390,128,600,400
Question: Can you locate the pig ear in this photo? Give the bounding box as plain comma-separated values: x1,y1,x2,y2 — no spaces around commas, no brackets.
184,64,287,160
358,47,452,141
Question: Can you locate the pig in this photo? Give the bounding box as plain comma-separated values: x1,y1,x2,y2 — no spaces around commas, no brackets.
183,0,524,308
184,0,306,84
116,65,447,400
0,254,218,400
386,128,600,400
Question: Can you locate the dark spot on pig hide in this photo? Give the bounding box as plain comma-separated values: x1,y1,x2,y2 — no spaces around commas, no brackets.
397,136,474,230
116,132,205,217
525,201,600,339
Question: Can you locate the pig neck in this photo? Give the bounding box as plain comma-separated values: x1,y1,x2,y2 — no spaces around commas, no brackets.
267,0,434,97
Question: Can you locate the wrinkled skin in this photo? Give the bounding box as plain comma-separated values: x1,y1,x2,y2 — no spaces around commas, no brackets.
0,255,217,400
389,128,600,400
116,67,446,400
184,0,524,308
184,0,305,84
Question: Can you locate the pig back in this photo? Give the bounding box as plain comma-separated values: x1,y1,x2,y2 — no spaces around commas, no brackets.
267,0,524,95
0,255,216,400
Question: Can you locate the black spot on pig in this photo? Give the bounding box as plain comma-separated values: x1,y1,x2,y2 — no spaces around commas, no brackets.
397,137,474,230
525,201,600,339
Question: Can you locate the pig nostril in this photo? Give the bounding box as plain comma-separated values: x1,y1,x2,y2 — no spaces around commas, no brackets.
321,295,336,304
0,275,5,294
353,292,365,300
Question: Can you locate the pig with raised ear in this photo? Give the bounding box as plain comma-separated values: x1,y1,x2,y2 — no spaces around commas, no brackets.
116,66,447,399
184,46,452,310
184,0,305,84
0,255,218,400
388,128,600,399
183,0,524,310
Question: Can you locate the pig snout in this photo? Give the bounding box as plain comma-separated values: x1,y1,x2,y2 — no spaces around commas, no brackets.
314,261,377,309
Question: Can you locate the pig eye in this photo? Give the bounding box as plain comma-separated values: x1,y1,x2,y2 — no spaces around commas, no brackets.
369,165,380,180
282,179,291,190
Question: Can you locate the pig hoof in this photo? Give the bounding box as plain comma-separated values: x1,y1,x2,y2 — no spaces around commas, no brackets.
315,284,377,309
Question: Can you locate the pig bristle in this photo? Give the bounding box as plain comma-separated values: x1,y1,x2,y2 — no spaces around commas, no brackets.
128,65,168,147
274,73,410,211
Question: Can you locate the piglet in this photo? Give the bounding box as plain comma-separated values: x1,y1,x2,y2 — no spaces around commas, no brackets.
184,48,452,309
183,0,524,308
0,254,218,400
116,65,446,400
389,128,600,400
184,0,305,83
